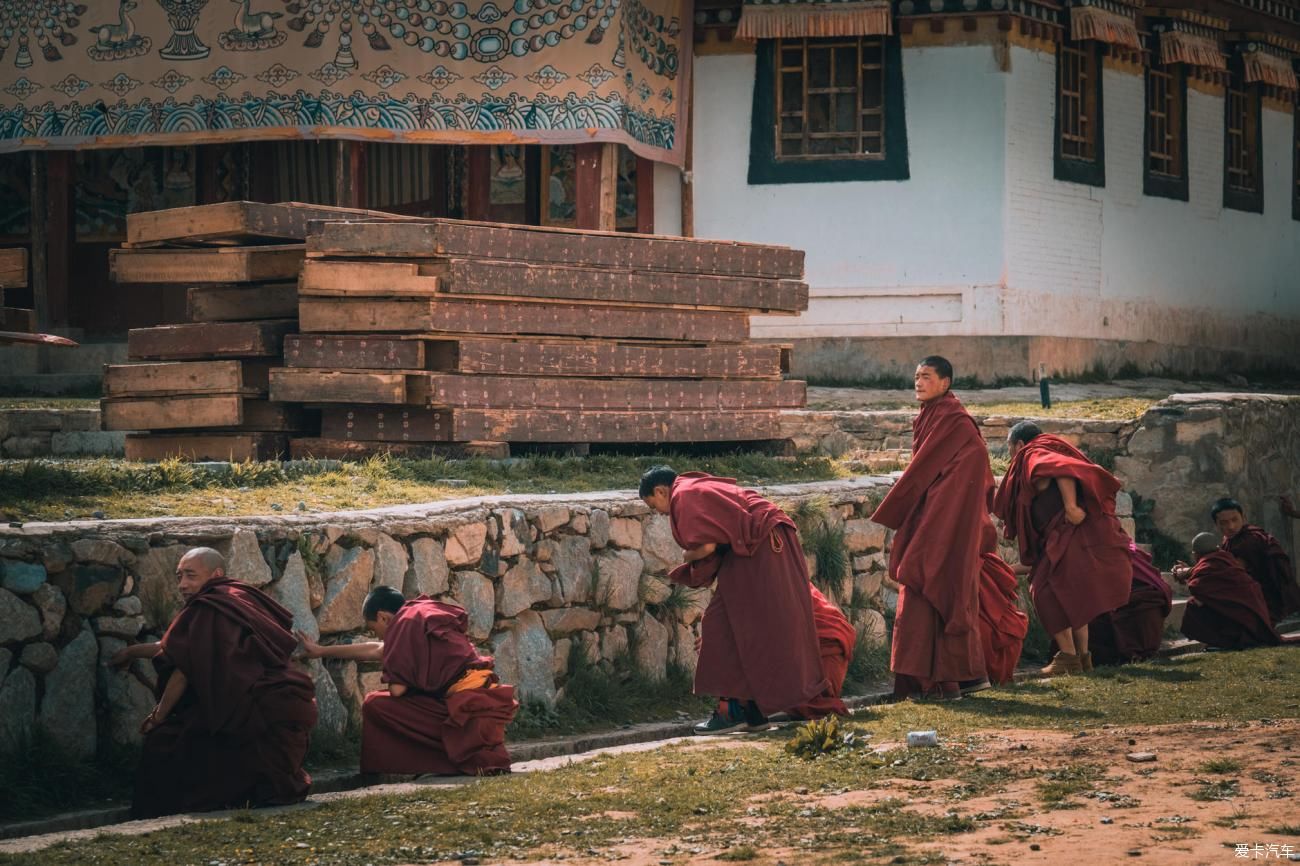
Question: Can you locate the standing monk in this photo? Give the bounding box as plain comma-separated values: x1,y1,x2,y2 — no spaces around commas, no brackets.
1210,498,1300,626
976,524,1029,686
130,548,317,819
642,466,827,734
299,587,517,776
1087,543,1173,666
1177,533,1280,649
871,356,992,701
993,422,1132,676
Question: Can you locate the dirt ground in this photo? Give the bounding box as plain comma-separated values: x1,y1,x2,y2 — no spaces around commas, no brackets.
477,719,1300,866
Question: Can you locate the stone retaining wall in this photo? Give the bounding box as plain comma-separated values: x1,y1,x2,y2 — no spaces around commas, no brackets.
0,478,899,761
0,410,122,459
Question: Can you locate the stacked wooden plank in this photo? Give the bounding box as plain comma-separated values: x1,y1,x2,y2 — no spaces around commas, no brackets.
0,248,34,332
102,202,404,462
273,219,809,457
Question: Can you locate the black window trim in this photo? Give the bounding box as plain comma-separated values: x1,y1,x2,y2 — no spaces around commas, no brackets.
1143,63,1190,202
1054,40,1106,188
1223,73,1264,214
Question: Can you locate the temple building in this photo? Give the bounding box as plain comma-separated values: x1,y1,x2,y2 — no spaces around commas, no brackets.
0,0,1297,381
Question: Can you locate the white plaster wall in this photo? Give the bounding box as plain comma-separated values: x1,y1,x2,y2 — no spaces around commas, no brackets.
690,46,1009,337
652,161,683,236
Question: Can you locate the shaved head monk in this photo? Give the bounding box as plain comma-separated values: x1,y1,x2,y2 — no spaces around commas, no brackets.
1209,498,1299,626
1177,533,1280,650
871,356,992,701
642,466,827,734
993,422,1132,677
130,547,318,819
299,588,517,776
976,524,1029,686
1087,542,1172,667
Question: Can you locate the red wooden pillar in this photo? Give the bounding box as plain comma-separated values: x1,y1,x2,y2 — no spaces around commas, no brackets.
635,156,655,234
465,146,492,221
45,152,74,329
575,142,617,231
334,140,368,209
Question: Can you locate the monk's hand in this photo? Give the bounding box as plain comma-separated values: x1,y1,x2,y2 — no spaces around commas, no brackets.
1064,504,1086,526
388,683,408,698
1171,562,1191,584
683,543,717,563
109,646,135,670
295,629,324,659
140,708,161,735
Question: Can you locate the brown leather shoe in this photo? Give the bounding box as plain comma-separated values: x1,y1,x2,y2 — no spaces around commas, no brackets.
1080,652,1094,672
1040,652,1082,677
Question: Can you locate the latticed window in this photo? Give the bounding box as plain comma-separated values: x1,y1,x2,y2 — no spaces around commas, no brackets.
775,36,887,160
1146,68,1182,178
1058,44,1099,162
1225,83,1260,193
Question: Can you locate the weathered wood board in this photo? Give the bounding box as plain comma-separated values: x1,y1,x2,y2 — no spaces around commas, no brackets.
103,360,272,397
320,407,783,443
110,246,305,284
268,368,428,405
306,220,805,279
300,258,807,313
187,283,299,322
298,298,748,343
125,201,409,246
419,375,805,410
128,320,295,360
0,307,35,332
102,395,305,431
125,433,287,462
0,248,27,288
284,335,790,378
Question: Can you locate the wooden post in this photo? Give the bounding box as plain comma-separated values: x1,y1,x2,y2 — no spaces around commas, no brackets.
28,152,48,331
576,143,618,231
46,151,74,329
466,146,491,221
334,140,368,208
428,144,450,217
635,156,655,234
525,145,542,225
681,85,695,237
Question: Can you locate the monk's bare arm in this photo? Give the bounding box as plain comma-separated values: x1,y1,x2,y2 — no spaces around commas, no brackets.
682,542,717,563
142,669,188,734
1056,477,1086,525
110,641,161,669
296,630,384,661
387,683,408,697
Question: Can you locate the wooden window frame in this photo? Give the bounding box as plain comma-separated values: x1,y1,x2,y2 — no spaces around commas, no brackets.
1143,63,1189,201
1223,72,1263,214
1054,41,1106,187
749,35,909,185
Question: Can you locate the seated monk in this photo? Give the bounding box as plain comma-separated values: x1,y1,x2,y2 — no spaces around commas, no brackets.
1087,542,1173,667
1210,498,1300,626
299,587,517,776
993,422,1132,677
788,583,856,719
1177,532,1280,650
644,466,827,734
125,548,317,819
975,524,1029,686
872,356,992,701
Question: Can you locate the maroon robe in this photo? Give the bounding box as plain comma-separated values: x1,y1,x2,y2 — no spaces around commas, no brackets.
978,550,1029,686
1182,551,1281,649
871,392,992,695
788,585,856,719
1089,543,1173,666
361,597,517,776
666,473,827,715
1222,525,1300,626
132,577,317,819
993,434,1132,635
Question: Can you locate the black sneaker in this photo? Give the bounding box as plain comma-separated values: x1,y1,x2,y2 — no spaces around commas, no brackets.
742,700,769,731
959,677,991,696
693,699,750,736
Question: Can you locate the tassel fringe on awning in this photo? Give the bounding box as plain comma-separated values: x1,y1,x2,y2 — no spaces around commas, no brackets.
1070,4,1141,50
736,0,893,40
1242,48,1298,91
1159,29,1226,70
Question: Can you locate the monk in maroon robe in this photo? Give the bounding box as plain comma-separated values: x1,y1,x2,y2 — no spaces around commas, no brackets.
993,422,1132,676
871,356,992,701
1088,543,1173,666
643,466,826,734
1178,532,1281,649
788,584,856,719
1209,498,1300,626
976,525,1029,686
131,548,317,819
301,587,517,775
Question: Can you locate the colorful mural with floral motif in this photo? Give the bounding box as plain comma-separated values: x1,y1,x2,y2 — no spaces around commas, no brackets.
0,0,688,163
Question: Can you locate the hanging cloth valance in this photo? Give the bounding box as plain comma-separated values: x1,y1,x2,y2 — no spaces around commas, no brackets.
1159,28,1226,70
1241,47,1298,91
735,0,893,40
1068,0,1141,50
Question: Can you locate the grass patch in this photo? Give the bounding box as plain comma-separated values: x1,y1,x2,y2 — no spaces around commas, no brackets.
1197,758,1243,775
804,521,849,598
1268,823,1300,835
968,399,1152,422
0,452,843,522
0,397,100,410
843,615,892,694
1017,572,1055,663
1189,779,1241,801
717,846,759,861
1035,763,1103,808
0,730,137,823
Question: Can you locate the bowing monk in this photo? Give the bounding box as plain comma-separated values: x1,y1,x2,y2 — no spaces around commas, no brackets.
787,583,856,720
976,524,1029,686
129,548,317,819
643,466,827,734
1210,498,1300,626
1177,533,1280,650
993,422,1131,677
299,587,516,775
1087,543,1172,666
871,357,992,701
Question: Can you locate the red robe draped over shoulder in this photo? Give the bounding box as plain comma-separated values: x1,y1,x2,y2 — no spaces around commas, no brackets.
993,434,1131,635
666,473,827,715
788,585,856,719
1181,551,1281,649
132,578,317,819
1222,525,1300,626
361,597,517,776
1089,543,1173,666
871,392,992,694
